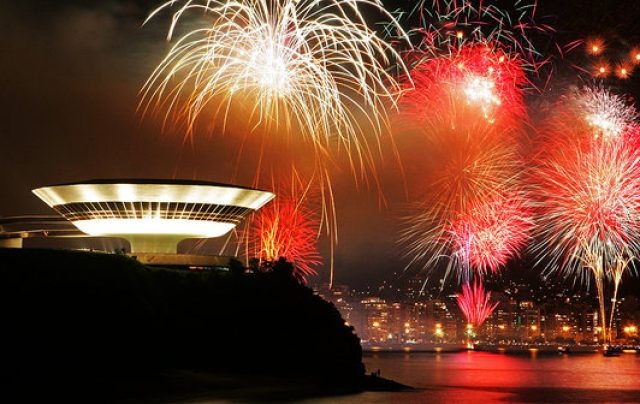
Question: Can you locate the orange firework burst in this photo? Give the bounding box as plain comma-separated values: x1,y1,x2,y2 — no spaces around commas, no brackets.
245,191,322,283
592,59,611,78
631,47,640,65
586,37,605,55
616,64,631,80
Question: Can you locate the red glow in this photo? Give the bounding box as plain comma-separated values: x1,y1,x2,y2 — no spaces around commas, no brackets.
593,60,610,77
616,64,631,79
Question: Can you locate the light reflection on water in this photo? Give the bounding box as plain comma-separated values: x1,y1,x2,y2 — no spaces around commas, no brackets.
307,351,640,403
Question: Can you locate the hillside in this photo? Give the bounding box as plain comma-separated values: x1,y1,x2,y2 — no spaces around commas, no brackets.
0,248,365,400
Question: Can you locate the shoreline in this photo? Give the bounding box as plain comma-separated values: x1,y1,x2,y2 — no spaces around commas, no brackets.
51,370,412,402
362,343,639,354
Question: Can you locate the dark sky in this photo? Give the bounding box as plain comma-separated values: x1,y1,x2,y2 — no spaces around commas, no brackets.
2,0,640,289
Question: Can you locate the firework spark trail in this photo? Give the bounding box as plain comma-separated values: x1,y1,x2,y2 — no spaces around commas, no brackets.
455,279,499,327
243,183,322,284
607,256,633,343
386,0,559,89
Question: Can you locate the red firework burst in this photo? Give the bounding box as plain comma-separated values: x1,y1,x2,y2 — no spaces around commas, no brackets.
399,43,528,133
531,116,640,282
398,119,528,281
539,86,640,149
445,192,532,276
531,86,640,342
456,279,499,327
246,194,322,283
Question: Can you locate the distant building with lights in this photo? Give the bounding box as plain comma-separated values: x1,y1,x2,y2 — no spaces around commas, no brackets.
315,277,637,349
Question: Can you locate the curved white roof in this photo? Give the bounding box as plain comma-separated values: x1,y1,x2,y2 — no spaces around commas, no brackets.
33,180,274,210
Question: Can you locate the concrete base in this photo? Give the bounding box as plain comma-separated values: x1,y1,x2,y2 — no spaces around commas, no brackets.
0,238,23,248
128,253,233,269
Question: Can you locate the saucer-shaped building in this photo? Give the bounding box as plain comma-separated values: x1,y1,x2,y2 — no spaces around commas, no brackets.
32,179,274,253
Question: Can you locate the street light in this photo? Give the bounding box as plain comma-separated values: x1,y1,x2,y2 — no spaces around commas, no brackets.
531,325,538,331
562,326,570,332
435,323,444,337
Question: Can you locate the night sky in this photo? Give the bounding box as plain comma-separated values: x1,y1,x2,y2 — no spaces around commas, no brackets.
2,0,640,289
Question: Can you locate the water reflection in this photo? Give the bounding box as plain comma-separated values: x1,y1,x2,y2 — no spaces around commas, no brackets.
310,351,640,403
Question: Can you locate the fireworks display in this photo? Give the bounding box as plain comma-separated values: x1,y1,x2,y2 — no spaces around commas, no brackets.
455,280,499,327
583,35,640,81
397,41,530,283
244,190,322,283
532,140,640,281
398,43,528,129
399,125,529,282
445,193,532,276
577,86,639,140
531,85,640,343
135,0,640,327
389,0,560,88
141,0,408,152
531,88,640,277
141,0,414,287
